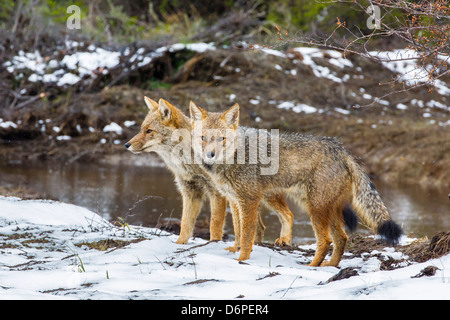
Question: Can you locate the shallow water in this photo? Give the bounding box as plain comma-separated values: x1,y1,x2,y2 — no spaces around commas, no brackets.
0,161,448,243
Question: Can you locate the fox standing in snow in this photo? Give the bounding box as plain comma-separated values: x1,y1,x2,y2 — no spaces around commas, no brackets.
189,102,402,266
125,97,296,247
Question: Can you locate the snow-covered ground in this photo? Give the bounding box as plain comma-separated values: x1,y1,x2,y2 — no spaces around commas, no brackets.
0,196,448,300
3,41,216,88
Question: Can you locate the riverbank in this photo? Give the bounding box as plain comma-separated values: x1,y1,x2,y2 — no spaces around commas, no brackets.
0,41,450,188
1,43,449,190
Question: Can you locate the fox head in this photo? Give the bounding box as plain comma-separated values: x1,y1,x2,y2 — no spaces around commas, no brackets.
189,101,239,165
125,97,188,154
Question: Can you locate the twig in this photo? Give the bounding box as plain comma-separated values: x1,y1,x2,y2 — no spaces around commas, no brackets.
281,275,301,298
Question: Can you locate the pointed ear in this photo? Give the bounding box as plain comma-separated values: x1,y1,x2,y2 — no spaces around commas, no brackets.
144,96,158,111
189,101,207,122
221,103,239,128
158,99,175,119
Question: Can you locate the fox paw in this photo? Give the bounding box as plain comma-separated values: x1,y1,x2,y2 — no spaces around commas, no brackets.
274,237,291,246
225,246,239,253
237,253,251,262
320,260,339,267
175,238,188,245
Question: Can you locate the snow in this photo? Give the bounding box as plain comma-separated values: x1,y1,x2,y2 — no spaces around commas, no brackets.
3,42,216,88
335,107,351,115
61,48,120,75
103,122,123,135
277,101,318,114
0,119,18,129
1,196,448,300
290,47,353,83
56,135,71,141
369,49,450,94
426,100,449,111
124,120,136,128
57,73,82,86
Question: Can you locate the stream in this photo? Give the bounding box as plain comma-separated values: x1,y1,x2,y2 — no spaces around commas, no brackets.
1,161,448,243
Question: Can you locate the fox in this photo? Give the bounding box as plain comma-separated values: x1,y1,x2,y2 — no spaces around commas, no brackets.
189,101,403,266
125,97,296,248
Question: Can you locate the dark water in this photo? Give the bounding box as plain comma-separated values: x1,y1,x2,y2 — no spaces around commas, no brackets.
0,162,449,243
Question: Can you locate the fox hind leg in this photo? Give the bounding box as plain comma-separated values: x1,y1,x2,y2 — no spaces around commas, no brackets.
254,207,266,243
263,193,294,246
321,209,348,267
308,209,332,267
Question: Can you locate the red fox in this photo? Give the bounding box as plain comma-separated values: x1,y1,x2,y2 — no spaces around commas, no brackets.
189,101,402,266
125,97,295,248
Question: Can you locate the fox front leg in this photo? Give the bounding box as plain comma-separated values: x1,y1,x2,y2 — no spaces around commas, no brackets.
209,193,227,241
176,189,203,244
225,201,241,253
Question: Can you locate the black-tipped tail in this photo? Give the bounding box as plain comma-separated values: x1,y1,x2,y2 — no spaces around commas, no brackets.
377,220,403,245
343,205,358,233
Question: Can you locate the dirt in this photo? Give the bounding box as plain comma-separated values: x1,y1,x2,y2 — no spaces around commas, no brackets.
261,232,450,271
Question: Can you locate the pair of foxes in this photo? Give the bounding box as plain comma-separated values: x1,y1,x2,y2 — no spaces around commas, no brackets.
125,97,402,267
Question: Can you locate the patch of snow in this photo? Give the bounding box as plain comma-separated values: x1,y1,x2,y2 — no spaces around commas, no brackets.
426,100,449,111
62,48,120,76
290,47,353,83
396,103,408,110
411,99,424,108
0,120,18,129
278,101,317,114
260,48,287,58
369,49,450,95
57,73,82,86
335,108,350,115
56,135,71,141
103,122,123,135
375,98,390,106
124,121,136,128
3,42,216,87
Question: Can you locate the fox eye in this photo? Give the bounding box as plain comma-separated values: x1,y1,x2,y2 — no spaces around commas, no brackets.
146,129,153,134
201,136,207,141
217,137,225,142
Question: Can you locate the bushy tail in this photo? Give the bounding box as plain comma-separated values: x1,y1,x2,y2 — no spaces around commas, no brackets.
346,155,403,245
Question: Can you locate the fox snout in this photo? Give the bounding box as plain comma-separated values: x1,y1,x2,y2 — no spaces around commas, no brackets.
206,151,215,159
124,142,131,149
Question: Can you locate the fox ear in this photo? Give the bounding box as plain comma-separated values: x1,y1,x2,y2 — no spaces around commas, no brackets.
221,103,239,128
144,96,158,111
158,99,175,119
189,101,206,122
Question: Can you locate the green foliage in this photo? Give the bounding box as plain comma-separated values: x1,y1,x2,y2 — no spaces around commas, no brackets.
0,0,15,25
145,78,172,91
265,0,403,35
40,0,88,25
267,0,330,32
